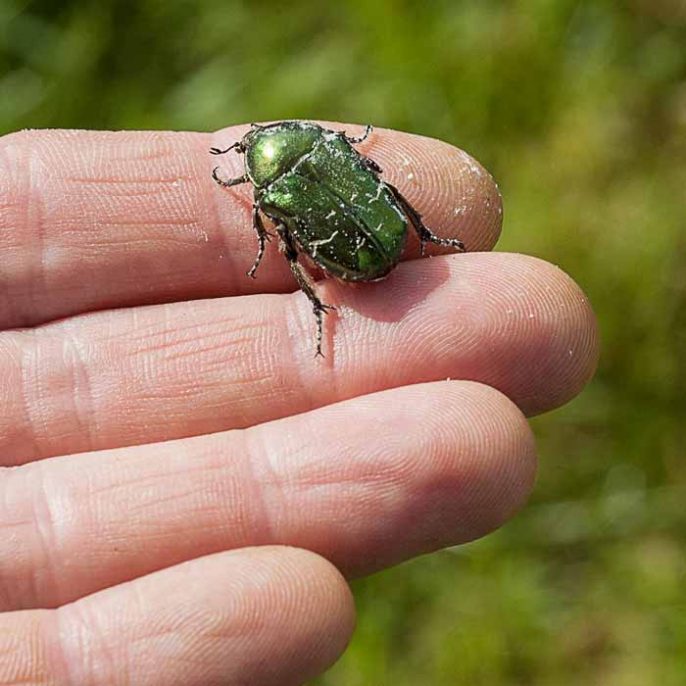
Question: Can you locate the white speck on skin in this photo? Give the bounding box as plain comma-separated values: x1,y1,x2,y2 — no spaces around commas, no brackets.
458,149,484,178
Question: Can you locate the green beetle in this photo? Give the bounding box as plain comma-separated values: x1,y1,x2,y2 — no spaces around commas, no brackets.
211,121,464,356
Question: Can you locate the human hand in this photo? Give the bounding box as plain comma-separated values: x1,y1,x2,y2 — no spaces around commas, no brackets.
0,124,598,685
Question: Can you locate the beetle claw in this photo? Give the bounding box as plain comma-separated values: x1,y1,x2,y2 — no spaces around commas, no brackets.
344,124,373,145
318,303,336,313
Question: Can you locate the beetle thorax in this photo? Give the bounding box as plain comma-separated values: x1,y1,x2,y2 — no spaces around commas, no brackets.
245,123,322,187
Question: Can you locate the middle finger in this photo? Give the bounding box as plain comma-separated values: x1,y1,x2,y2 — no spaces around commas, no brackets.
0,252,597,465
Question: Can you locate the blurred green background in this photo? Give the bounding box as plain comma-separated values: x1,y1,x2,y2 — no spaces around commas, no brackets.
2,0,686,683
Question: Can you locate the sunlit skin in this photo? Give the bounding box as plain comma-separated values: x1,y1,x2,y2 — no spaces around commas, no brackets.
0,123,598,685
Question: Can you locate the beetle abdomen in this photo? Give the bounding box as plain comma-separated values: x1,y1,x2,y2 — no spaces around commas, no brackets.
260,136,408,281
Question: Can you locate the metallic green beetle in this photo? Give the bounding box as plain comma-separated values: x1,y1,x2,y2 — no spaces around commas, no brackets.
211,121,465,356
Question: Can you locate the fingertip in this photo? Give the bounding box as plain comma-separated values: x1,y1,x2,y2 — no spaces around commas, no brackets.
398,380,538,545
494,254,600,415
265,546,357,665
443,380,538,533
368,129,503,252
435,252,599,416
53,546,355,686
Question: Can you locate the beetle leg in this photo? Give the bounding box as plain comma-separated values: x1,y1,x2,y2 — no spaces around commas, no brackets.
212,167,249,188
386,182,466,257
276,223,334,357
247,204,272,279
360,155,383,174
344,124,373,145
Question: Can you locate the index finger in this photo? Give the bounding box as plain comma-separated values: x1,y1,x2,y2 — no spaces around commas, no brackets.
0,124,502,330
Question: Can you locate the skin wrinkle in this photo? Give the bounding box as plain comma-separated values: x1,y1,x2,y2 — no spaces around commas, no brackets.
0,141,21,327
17,331,45,463
57,596,122,686
63,436,254,575
199,434,275,553
0,334,34,461
0,610,48,686
0,468,27,611
125,309,257,360
60,329,98,457
41,610,73,686
25,131,218,325
80,299,281,436
0,137,38,328
28,463,62,610
276,443,411,560
25,134,46,327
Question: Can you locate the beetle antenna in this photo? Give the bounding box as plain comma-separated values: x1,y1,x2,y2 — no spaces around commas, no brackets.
209,142,243,155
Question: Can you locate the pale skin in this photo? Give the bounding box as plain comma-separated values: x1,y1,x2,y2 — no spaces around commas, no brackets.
0,124,599,685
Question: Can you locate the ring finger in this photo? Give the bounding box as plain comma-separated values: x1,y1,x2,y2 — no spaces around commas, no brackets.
1,380,536,611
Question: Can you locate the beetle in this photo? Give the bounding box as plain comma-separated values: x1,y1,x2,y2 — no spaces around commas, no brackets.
210,120,465,356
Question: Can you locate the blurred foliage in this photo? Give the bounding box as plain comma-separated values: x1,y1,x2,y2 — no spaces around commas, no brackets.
2,0,686,683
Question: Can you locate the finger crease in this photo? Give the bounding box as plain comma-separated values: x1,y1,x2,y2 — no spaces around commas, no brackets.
241,428,279,546
60,328,98,454
30,464,65,607
24,138,48,323
17,331,44,462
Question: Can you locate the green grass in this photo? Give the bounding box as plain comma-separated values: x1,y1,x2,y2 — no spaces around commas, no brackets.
2,1,686,682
